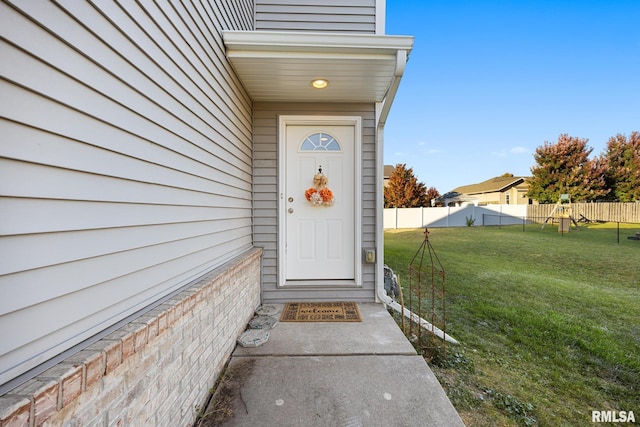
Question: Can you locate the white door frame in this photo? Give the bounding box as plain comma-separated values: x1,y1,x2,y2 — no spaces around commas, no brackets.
277,115,362,288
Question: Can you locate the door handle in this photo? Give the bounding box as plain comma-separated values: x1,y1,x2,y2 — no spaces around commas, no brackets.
288,197,294,202
288,208,294,214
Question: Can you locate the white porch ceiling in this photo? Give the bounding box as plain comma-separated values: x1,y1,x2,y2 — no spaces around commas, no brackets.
223,31,414,103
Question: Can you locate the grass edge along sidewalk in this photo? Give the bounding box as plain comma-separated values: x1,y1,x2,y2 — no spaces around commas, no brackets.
384,225,639,426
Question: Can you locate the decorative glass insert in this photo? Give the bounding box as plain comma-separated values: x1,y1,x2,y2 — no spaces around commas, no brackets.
300,133,341,151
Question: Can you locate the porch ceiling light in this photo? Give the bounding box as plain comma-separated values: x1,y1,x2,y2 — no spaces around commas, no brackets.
311,78,329,89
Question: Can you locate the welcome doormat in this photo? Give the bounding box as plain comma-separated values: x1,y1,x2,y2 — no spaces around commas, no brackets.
280,302,362,322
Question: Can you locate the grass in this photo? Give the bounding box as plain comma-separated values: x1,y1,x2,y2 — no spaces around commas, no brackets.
384,223,639,426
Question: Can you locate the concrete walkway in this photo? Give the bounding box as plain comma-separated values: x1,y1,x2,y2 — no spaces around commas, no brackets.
212,303,464,427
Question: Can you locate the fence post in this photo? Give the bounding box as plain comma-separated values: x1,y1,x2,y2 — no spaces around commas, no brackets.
395,207,398,229
617,221,620,244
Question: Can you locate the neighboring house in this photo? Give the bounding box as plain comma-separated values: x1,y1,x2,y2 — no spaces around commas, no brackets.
383,164,395,187
447,175,534,206
0,1,413,424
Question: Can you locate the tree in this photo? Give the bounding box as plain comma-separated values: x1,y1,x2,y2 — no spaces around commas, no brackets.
526,134,609,203
384,163,428,207
603,132,640,202
426,187,441,207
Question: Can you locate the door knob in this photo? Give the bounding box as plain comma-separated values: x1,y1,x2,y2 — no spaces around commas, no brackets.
288,208,294,213
288,197,294,202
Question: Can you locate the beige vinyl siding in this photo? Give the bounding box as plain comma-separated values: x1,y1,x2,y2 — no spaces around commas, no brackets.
253,102,377,302
255,0,376,33
0,0,253,387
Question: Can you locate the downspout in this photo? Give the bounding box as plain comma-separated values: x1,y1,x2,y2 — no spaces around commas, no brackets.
375,50,459,345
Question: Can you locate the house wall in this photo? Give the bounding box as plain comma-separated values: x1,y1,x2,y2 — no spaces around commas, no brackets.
255,0,377,33
0,0,254,394
254,102,377,302
504,187,530,205
474,192,502,205
0,248,262,427
466,188,530,205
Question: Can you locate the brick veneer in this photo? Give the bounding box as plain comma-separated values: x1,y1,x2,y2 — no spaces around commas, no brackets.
0,247,262,427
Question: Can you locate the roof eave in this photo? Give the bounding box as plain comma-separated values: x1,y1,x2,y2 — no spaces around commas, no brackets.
222,31,414,104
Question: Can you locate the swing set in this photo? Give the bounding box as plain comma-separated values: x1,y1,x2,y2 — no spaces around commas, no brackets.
541,194,580,231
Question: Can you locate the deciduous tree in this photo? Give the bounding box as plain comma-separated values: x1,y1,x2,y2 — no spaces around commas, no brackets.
384,163,428,207
426,187,441,207
527,134,609,203
603,132,640,202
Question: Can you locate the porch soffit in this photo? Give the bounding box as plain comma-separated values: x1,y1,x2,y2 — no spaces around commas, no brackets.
223,31,414,103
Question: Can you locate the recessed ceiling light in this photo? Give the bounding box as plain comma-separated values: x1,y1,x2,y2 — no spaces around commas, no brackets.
311,79,329,89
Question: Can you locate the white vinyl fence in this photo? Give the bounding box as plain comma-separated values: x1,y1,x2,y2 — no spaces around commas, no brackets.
384,205,528,229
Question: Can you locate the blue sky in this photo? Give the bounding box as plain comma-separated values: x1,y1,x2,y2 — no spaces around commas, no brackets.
384,1,640,193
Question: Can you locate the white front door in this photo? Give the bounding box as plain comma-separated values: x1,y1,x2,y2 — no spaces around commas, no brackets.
280,117,361,286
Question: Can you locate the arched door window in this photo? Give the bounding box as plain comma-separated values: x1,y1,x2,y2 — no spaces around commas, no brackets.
299,132,341,151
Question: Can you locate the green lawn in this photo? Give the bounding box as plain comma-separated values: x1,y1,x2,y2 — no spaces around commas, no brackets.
384,224,639,426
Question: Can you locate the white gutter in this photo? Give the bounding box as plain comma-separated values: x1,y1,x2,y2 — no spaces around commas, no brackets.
376,50,406,127
224,30,414,54
375,51,459,345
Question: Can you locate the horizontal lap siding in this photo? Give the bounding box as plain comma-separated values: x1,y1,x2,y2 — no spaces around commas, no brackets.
253,102,377,302
255,0,376,33
0,0,253,387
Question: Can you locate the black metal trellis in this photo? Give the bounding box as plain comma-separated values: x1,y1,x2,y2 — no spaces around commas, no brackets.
406,228,447,357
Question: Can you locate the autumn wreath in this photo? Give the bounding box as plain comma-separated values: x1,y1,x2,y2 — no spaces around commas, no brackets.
305,167,334,207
